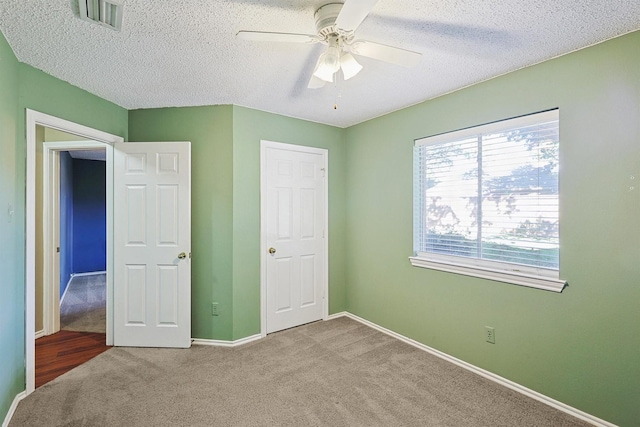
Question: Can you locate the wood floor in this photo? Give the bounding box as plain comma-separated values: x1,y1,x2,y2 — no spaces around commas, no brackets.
36,330,111,388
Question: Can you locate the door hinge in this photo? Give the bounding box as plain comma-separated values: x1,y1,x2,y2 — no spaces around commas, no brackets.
56,247,60,253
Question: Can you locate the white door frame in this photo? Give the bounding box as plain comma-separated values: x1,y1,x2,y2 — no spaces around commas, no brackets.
259,140,329,337
42,141,107,337
25,109,123,395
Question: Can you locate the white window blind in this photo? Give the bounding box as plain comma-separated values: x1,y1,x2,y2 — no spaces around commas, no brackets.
412,110,565,291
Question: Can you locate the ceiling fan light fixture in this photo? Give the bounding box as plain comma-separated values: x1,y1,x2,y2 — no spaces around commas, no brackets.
313,65,335,83
313,44,341,82
340,53,363,80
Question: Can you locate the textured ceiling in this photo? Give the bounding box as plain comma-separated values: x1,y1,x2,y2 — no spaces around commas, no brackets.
1,0,639,128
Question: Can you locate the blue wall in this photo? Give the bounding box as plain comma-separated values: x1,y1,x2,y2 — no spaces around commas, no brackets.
72,159,106,273
59,152,74,298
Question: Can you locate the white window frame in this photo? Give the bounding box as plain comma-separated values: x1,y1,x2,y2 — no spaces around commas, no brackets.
410,110,567,292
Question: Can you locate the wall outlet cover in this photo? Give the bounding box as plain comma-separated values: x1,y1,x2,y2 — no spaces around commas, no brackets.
485,326,495,344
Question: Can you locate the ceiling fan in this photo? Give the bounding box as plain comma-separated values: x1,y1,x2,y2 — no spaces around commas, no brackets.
237,0,422,89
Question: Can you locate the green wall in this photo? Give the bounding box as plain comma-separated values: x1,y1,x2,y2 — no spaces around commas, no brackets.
128,106,347,341
129,106,235,340
3,22,638,426
231,106,347,339
0,31,128,424
344,31,640,426
0,30,23,423
18,64,128,141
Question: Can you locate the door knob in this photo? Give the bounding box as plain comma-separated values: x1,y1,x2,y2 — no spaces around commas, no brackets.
268,247,276,254
178,252,187,259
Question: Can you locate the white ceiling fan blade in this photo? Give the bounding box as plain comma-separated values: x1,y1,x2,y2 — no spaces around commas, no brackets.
349,40,422,68
307,74,327,89
334,0,379,33
236,31,321,44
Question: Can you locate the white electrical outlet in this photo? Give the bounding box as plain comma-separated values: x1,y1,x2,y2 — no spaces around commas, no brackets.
485,326,495,344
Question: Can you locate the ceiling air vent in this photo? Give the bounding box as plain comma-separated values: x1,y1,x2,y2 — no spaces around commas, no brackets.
78,0,123,31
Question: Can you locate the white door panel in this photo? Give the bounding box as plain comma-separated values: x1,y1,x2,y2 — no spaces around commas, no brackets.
114,142,191,348
264,142,327,334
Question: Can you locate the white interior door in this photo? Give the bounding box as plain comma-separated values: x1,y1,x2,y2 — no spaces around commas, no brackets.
263,141,327,334
113,142,191,348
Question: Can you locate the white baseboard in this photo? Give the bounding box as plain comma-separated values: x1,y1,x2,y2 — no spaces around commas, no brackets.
327,312,615,427
191,333,262,348
60,271,105,304
59,275,73,304
2,391,26,427
326,312,349,321
34,329,45,339
15,313,616,427
71,271,106,278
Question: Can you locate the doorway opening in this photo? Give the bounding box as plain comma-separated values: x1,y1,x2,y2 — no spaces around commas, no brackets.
36,142,110,388
26,110,123,395
41,139,108,336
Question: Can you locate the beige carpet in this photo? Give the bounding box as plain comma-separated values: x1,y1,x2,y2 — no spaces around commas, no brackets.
11,317,590,426
60,273,106,333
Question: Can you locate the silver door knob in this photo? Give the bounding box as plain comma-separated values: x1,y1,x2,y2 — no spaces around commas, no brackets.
178,252,187,259
268,247,276,254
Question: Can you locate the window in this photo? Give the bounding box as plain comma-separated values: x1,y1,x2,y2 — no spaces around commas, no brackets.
411,110,566,292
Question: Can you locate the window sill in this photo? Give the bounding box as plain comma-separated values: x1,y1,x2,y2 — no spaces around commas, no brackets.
408,256,567,292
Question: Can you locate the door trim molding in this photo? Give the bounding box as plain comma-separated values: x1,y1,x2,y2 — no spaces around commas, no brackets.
25,109,123,396
259,140,329,337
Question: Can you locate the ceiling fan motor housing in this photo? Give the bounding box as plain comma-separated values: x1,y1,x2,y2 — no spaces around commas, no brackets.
315,3,350,40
